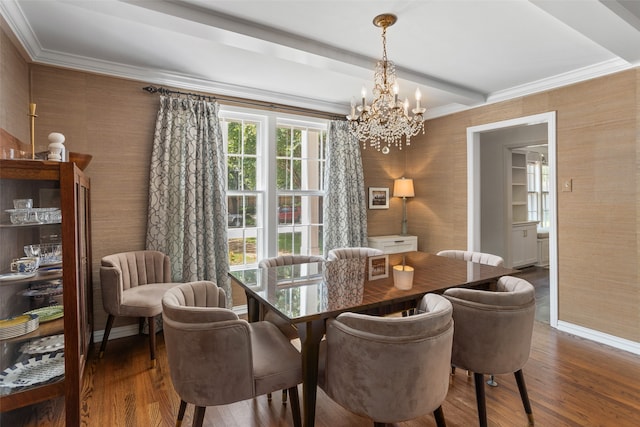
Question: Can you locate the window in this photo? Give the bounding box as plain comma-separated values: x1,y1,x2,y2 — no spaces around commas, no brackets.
220,108,327,272
276,120,326,257
540,161,550,228
527,162,538,221
526,156,550,228
223,114,261,267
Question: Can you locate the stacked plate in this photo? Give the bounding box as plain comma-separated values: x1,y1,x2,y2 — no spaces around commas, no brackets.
0,351,65,390
19,280,63,298
24,305,64,323
0,314,39,340
20,334,65,355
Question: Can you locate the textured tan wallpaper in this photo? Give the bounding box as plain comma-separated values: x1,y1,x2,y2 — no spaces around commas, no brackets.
0,21,30,144
393,71,639,342
2,19,638,343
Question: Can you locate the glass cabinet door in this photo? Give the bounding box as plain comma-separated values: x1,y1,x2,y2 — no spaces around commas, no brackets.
0,174,65,399
0,160,91,426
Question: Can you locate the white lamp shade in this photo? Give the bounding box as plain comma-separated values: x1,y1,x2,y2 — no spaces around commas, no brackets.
393,178,415,198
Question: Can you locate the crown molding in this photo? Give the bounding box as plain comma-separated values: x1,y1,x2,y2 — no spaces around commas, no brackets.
2,0,634,121
28,48,637,121
487,58,632,104
426,59,634,120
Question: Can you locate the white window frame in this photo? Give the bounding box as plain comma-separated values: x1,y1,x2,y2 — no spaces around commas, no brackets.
220,105,328,272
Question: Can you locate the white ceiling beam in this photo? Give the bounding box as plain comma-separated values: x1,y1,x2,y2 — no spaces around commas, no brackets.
530,0,640,65
122,0,486,104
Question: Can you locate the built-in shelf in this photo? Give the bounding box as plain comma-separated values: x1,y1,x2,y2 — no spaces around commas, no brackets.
511,151,529,223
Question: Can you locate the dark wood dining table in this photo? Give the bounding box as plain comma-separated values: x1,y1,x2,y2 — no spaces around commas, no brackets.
228,251,518,427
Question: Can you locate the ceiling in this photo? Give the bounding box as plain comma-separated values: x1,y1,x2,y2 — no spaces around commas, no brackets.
2,0,640,119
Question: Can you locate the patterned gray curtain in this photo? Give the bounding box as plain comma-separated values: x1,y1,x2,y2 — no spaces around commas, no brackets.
146,95,230,301
323,120,368,253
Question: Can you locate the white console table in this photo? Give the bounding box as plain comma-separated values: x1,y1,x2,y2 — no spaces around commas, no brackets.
367,235,418,254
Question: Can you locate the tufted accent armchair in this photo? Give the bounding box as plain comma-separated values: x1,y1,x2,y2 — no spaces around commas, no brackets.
99,250,181,366
326,247,383,261
444,275,536,427
162,281,302,427
319,293,454,427
436,249,505,267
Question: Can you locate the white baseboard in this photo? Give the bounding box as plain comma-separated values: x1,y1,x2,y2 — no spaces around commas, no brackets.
93,305,249,343
93,324,139,344
557,321,640,356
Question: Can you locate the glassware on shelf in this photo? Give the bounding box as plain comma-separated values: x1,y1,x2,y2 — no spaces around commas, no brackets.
24,243,62,266
13,199,33,209
5,208,61,225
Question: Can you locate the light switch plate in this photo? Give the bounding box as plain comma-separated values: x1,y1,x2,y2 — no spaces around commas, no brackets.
562,178,572,192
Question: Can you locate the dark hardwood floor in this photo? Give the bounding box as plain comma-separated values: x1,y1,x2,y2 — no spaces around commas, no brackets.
3,268,639,426
516,266,550,323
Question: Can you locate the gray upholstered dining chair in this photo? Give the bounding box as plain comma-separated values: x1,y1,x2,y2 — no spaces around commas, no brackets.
437,248,505,385
444,276,536,427
259,254,325,268
99,250,181,367
436,249,505,267
258,254,324,404
258,254,325,340
319,293,454,427
326,246,383,261
162,281,302,427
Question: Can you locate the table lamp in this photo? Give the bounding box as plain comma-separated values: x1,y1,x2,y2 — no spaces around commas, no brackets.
393,177,414,235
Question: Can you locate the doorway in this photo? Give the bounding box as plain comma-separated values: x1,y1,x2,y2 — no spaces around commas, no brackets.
466,112,558,327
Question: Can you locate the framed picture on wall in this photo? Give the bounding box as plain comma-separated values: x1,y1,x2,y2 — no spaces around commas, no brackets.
368,187,389,209
368,255,389,280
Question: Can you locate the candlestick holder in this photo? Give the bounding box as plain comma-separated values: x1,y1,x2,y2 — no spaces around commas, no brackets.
28,103,37,160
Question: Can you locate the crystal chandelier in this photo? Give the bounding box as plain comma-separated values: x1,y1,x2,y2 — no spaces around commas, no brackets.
347,14,426,154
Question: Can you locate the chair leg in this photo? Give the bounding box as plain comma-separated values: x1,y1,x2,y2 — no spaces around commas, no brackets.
176,399,187,427
282,388,288,404
287,386,302,427
99,314,115,358
139,317,145,335
473,372,488,427
192,406,206,427
267,392,272,402
148,316,156,368
514,369,535,426
433,405,447,427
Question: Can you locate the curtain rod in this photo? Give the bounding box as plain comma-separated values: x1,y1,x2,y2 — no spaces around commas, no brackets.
142,86,343,121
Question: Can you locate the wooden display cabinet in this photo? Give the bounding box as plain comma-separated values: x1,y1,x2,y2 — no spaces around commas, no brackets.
0,160,92,425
